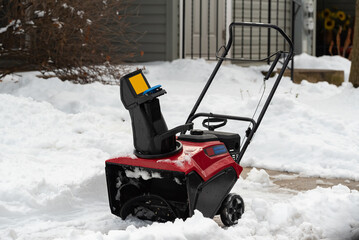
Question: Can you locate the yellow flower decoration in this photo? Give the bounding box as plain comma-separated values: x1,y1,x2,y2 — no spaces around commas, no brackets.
324,18,335,30
337,11,346,21
345,19,350,26
323,8,331,18
319,11,324,19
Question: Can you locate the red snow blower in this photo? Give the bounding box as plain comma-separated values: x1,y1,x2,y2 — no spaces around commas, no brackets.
105,22,293,226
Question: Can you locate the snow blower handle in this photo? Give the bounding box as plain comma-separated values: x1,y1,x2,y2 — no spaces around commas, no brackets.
186,22,293,126
202,117,227,131
227,22,293,59
185,22,293,164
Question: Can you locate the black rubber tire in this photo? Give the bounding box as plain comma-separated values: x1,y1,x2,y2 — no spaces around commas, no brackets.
219,193,245,226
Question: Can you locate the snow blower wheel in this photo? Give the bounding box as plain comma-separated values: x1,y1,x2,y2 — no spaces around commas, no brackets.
105,22,293,226
120,194,177,222
220,193,245,226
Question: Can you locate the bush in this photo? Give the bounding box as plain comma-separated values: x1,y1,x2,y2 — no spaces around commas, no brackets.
0,0,137,84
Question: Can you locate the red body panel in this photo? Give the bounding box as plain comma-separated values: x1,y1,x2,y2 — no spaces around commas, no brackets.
106,140,243,182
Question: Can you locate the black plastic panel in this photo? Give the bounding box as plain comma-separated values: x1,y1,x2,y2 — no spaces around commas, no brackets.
186,167,238,218
178,133,218,142
106,162,188,219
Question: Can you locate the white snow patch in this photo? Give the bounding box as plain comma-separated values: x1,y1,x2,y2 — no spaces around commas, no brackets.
77,10,84,18
271,174,299,181
0,19,21,34
174,178,182,185
125,168,162,180
34,10,45,18
245,168,273,186
316,179,334,186
157,150,195,167
294,53,351,81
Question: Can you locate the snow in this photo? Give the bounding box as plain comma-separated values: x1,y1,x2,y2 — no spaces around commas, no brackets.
294,53,352,81
34,10,45,18
0,20,21,34
157,147,198,167
245,168,273,187
124,168,162,180
0,54,359,239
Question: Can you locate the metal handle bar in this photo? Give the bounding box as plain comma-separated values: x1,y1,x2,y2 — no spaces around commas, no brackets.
202,117,227,131
186,22,293,126
216,49,288,62
188,113,257,129
185,22,294,164
215,22,293,62
227,22,293,56
216,22,294,62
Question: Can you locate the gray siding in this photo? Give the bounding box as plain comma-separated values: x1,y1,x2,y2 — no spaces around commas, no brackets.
127,0,179,62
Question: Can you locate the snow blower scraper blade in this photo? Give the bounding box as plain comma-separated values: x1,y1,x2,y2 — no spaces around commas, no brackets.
105,22,293,226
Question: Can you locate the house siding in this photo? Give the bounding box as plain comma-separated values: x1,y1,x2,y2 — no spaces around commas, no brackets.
126,0,179,62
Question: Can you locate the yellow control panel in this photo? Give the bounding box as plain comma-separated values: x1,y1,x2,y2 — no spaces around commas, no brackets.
129,73,149,95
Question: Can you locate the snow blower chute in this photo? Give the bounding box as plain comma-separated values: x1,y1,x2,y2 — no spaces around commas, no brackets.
105,22,293,226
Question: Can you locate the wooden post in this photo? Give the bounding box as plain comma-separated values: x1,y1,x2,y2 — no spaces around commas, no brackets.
349,0,359,88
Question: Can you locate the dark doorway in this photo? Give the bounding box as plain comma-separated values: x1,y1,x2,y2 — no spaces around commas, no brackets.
316,0,355,58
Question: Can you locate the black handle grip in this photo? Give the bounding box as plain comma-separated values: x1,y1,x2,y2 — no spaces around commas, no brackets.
202,117,227,131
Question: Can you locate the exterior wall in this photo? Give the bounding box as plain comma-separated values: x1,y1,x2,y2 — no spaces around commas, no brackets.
128,0,297,62
127,0,179,62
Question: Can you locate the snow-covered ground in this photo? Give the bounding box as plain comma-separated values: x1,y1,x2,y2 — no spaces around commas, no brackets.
0,54,358,239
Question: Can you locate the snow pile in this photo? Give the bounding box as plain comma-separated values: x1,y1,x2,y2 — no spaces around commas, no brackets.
0,54,358,239
244,168,273,187
294,53,352,81
20,183,357,240
243,184,359,240
125,168,162,180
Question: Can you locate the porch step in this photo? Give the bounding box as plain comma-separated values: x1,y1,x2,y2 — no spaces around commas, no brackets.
279,69,344,86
